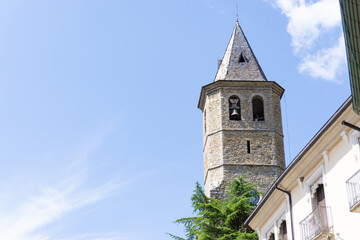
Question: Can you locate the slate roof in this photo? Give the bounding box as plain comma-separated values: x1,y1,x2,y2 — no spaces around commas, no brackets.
214,20,267,82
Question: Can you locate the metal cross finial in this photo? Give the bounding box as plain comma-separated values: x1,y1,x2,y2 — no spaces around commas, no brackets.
236,0,239,22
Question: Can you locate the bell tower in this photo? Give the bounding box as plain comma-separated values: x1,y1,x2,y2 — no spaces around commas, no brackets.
198,20,285,200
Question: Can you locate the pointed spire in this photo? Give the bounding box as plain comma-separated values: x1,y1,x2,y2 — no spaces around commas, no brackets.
214,21,267,82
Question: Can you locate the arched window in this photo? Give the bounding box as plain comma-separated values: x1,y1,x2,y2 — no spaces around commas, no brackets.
252,96,264,121
229,96,241,121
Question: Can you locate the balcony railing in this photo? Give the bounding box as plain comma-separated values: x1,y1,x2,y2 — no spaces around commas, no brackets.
346,169,360,211
299,206,333,240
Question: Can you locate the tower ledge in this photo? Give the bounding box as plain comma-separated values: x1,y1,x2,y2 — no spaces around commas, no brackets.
198,80,284,111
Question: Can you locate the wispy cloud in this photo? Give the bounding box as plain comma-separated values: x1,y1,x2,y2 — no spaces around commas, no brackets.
0,121,128,240
201,0,214,9
266,0,347,82
58,232,133,240
0,181,121,240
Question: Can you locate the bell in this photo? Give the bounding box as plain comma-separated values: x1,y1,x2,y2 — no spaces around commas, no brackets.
231,109,239,116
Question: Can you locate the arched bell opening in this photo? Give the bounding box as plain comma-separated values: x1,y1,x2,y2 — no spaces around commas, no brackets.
229,96,241,121
252,96,265,121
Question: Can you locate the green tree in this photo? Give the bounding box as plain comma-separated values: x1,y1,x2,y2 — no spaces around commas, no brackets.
169,177,259,240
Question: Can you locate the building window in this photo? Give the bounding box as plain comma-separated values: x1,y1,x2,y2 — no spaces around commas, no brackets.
311,182,329,232
268,233,275,240
204,110,206,133
304,180,332,238
346,169,360,211
311,181,326,210
252,96,264,121
247,140,251,154
229,96,241,121
279,220,288,240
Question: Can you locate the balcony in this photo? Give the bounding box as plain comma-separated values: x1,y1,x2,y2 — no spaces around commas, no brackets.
346,169,360,212
299,206,334,240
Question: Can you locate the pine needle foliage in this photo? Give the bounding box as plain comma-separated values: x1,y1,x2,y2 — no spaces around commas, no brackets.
169,177,259,240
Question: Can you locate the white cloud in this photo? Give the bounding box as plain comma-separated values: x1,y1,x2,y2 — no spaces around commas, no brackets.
267,0,347,82
0,123,127,240
299,36,346,82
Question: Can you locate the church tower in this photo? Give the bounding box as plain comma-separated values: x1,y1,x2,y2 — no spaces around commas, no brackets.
198,20,285,200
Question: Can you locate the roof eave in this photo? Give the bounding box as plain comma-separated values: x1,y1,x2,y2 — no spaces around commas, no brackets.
245,96,353,228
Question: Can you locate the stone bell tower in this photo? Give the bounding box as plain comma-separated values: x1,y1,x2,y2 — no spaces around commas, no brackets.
198,20,285,200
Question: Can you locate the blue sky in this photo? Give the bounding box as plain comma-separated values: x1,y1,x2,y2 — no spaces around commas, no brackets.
0,0,351,239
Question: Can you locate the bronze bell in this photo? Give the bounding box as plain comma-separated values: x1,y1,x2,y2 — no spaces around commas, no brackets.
231,109,239,116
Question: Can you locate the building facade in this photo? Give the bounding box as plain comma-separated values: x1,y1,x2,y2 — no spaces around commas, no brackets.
198,20,286,200
245,97,360,240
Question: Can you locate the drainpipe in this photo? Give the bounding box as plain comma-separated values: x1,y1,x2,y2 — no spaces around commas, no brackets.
275,185,295,240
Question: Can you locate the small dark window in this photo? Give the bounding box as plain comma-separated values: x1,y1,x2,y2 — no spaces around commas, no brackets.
229,96,241,121
247,141,250,154
252,96,265,121
269,233,275,240
312,183,326,210
204,110,206,133
279,220,288,240
239,52,247,63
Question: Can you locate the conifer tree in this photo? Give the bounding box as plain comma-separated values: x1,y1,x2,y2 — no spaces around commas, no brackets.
168,177,259,240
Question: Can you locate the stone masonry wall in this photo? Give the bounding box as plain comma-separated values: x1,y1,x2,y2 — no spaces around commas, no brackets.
210,165,284,199
222,130,283,166
202,81,285,200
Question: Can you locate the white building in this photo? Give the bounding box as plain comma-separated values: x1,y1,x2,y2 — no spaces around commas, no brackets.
245,96,360,240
